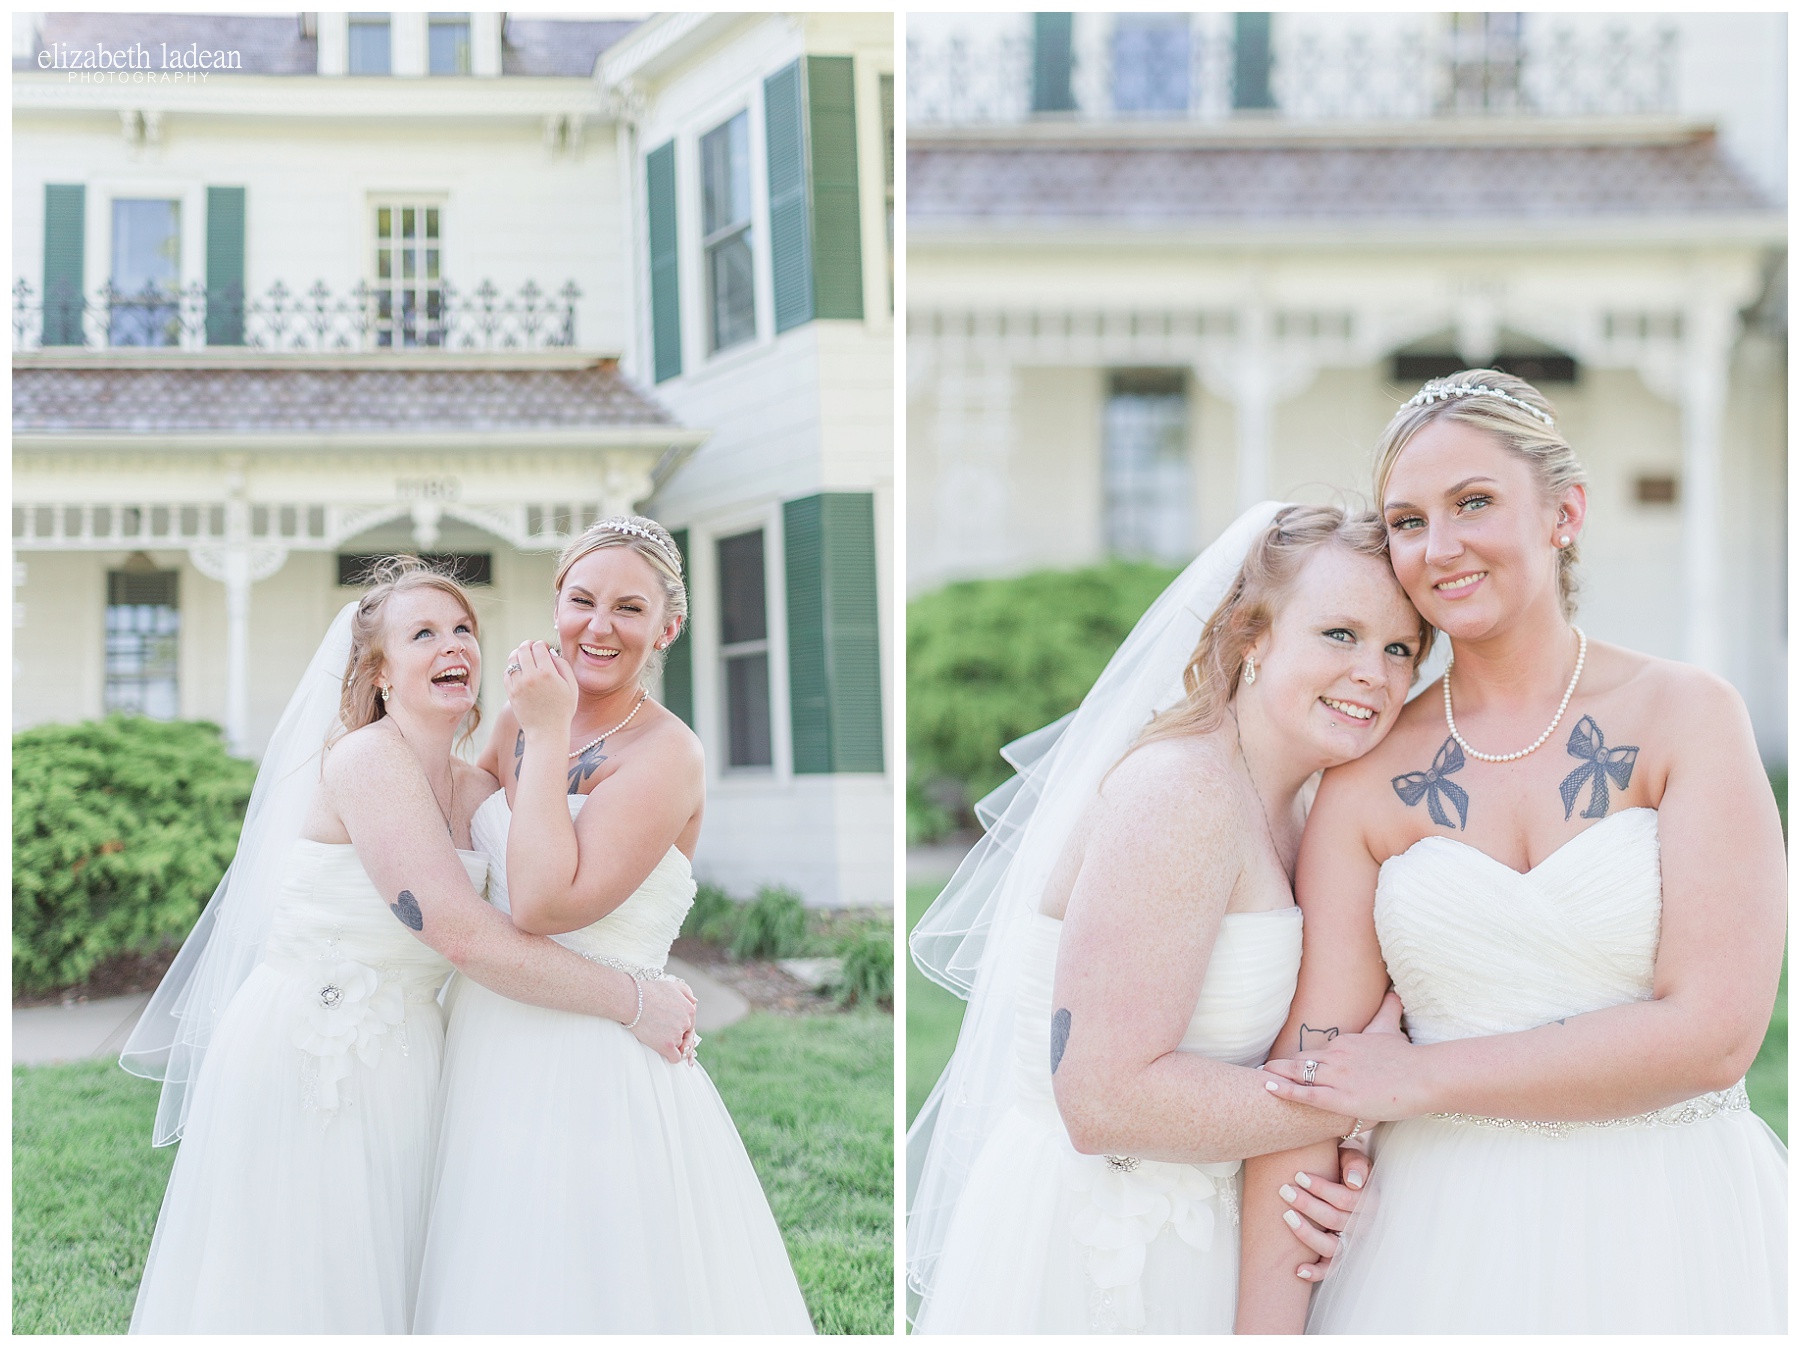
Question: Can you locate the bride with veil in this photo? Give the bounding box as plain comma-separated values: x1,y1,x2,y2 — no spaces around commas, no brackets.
907,502,1431,1332
121,560,695,1332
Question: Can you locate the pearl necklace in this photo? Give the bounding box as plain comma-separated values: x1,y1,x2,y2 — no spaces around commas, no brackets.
1443,626,1586,764
567,687,649,759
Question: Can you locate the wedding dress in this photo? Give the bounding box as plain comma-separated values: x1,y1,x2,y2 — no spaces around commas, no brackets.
913,906,1302,1332
130,841,485,1332
1308,807,1787,1334
412,790,814,1333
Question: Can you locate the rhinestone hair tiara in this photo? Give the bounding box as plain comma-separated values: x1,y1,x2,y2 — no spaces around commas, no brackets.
590,517,683,574
1403,382,1556,428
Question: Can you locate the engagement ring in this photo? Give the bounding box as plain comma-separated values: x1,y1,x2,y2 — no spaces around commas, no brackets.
1303,1059,1319,1086
505,662,522,675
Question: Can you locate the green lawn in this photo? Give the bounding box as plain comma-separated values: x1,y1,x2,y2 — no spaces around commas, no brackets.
906,882,968,1125
14,1009,893,1335
905,887,1788,1140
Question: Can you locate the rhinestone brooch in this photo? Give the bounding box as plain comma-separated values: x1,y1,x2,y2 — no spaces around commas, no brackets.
318,984,343,1009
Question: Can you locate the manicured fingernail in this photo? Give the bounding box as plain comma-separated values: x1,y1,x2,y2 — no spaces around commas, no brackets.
1265,1079,1280,1091
1294,1171,1313,1189
1279,1184,1298,1202
1297,1266,1312,1280
1282,1210,1302,1229
1346,1171,1364,1189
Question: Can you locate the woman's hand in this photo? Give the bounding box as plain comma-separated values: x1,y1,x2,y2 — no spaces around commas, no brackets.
504,640,578,738
1262,991,1428,1121
1278,1162,1370,1282
630,976,698,1063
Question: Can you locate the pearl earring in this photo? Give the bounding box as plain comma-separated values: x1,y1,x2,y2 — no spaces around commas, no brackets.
1243,656,1257,686
1558,535,1572,548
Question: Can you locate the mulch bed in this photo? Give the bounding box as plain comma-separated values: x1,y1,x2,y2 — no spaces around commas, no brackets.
669,937,840,1017
14,947,181,1009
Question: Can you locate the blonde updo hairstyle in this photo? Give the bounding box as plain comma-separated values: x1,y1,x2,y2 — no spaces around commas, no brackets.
334,555,483,746
1134,504,1434,754
1374,368,1587,618
552,515,688,679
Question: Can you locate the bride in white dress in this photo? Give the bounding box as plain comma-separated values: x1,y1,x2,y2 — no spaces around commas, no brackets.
414,517,813,1333
122,561,695,1333
1241,371,1786,1333
907,503,1434,1333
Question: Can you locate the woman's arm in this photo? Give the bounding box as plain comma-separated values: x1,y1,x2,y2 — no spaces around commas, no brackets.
324,728,696,1060
1049,746,1352,1165
1237,766,1393,1334
504,647,703,937
1263,674,1786,1123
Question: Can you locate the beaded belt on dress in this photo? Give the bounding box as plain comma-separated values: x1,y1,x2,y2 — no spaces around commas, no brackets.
1431,1080,1749,1138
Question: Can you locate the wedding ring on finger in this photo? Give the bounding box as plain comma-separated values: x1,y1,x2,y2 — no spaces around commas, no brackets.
1302,1059,1320,1086
505,662,522,675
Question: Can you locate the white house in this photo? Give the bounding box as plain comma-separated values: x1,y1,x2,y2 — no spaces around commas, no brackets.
12,10,895,906
906,11,1786,760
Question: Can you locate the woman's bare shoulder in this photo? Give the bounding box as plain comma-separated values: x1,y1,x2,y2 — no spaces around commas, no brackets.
320,719,407,784
1596,641,1748,737
1091,732,1250,844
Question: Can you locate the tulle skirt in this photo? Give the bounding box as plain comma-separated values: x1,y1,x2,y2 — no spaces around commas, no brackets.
1307,1106,1788,1334
913,1104,1241,1334
130,964,447,1333
412,976,814,1333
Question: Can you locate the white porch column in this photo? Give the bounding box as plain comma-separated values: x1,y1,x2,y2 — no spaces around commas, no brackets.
931,315,1013,579
191,464,288,756
1678,300,1734,673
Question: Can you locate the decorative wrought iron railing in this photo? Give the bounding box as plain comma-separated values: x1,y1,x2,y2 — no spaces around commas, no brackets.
13,277,581,353
907,15,1680,127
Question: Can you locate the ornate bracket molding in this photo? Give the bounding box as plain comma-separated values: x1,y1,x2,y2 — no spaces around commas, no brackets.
189,543,289,585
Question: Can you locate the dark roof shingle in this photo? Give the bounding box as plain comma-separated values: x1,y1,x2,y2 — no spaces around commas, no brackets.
908,135,1773,225
13,363,680,435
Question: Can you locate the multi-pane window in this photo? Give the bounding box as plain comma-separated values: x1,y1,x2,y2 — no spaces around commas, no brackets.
428,13,471,75
700,111,756,353
1112,13,1191,113
105,569,179,719
1444,12,1525,113
1103,369,1192,564
110,199,181,347
371,202,443,347
717,529,772,768
348,13,391,75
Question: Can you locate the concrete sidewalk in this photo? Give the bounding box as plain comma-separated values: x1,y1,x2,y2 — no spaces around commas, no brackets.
12,957,748,1068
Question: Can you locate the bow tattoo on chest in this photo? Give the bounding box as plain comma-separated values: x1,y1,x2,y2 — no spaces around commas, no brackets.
1558,715,1638,819
1391,736,1470,830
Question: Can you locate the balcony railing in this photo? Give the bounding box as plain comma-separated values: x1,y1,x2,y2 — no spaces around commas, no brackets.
13,277,582,353
907,14,1679,128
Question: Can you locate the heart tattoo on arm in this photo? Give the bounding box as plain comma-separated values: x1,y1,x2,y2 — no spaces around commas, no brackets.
390,890,424,931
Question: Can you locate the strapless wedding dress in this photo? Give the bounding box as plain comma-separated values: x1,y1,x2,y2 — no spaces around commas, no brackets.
1308,808,1786,1334
412,791,814,1333
131,841,482,1332
913,906,1303,1334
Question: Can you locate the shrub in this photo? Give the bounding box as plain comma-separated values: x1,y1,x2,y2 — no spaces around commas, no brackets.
833,923,894,1008
13,717,258,994
907,561,1180,841
730,884,809,961
681,881,737,944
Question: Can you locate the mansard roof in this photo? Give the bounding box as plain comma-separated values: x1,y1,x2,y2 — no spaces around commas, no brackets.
908,127,1775,229
12,358,679,435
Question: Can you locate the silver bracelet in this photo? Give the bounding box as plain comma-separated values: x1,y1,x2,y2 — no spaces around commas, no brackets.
623,974,645,1030
574,951,663,1030
1341,1118,1368,1144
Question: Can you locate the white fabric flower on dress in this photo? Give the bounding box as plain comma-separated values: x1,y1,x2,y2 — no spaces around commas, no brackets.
1068,1152,1242,1330
291,957,404,1111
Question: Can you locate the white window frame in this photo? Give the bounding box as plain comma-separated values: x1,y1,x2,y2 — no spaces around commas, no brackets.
367,196,446,348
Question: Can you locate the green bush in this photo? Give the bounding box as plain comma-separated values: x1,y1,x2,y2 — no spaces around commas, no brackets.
730,884,809,961
907,561,1180,841
13,717,258,994
680,881,737,944
833,922,894,1008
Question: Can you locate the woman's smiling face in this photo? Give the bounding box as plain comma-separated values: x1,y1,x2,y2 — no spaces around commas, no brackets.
553,546,678,698
1380,417,1582,641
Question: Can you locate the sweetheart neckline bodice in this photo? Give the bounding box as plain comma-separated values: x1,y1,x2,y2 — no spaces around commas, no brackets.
1384,805,1657,879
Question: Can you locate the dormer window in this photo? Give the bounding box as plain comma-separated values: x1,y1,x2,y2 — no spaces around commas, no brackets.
348,13,391,75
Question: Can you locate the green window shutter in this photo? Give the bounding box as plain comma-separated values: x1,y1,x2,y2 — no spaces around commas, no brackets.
1233,14,1275,110
646,140,682,382
806,55,863,321
764,59,813,333
784,493,884,774
205,186,246,346
1032,14,1075,113
662,527,694,725
42,184,86,347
